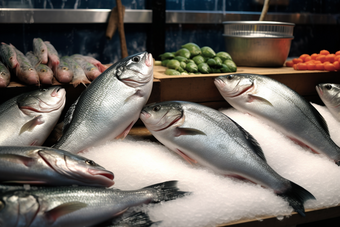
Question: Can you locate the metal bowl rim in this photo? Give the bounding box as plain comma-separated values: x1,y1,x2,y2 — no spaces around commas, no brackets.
223,34,294,39
222,21,295,26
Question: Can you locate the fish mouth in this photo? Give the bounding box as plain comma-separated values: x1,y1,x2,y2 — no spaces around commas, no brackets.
87,169,115,186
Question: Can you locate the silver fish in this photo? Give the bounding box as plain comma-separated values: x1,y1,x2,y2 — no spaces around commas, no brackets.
13,45,40,86
26,51,54,84
33,38,48,64
62,56,90,87
0,146,114,187
0,42,18,69
140,101,315,216
0,86,66,146
55,56,74,83
0,181,186,227
0,60,10,87
316,83,340,122
215,73,340,165
53,52,153,153
44,41,60,73
71,54,101,81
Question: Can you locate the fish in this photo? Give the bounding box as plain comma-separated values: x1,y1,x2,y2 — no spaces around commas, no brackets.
0,86,66,146
0,146,114,187
12,45,40,86
81,55,109,73
62,56,91,87
53,52,154,154
140,101,315,216
55,56,74,83
214,73,340,165
71,54,101,81
44,41,60,73
26,51,54,84
316,83,340,122
33,38,48,64
0,181,186,227
0,42,18,69
0,61,10,87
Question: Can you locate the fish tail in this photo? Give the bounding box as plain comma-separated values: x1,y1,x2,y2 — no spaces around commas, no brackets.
144,180,189,203
278,182,316,216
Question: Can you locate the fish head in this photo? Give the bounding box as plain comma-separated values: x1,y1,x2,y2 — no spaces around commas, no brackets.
17,86,66,114
0,191,40,227
116,52,153,88
214,74,256,98
37,148,115,187
316,83,340,107
140,101,184,132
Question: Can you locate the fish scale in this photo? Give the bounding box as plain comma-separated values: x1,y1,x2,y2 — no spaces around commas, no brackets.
53,52,154,154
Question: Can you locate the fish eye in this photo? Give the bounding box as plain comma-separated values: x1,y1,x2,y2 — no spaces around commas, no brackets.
41,69,46,72
29,68,34,71
132,56,140,63
325,85,333,90
63,67,69,71
153,105,161,112
226,75,233,80
40,88,47,92
85,160,96,166
9,57,13,60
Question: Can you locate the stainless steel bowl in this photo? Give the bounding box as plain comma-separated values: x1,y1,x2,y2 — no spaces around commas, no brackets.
223,21,295,67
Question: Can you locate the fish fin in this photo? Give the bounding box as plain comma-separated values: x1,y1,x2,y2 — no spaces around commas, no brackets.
98,63,108,73
228,118,267,162
0,154,35,167
277,182,316,217
175,127,206,137
247,94,273,106
20,115,44,135
175,148,197,165
309,104,330,135
62,97,79,133
111,211,156,227
46,202,88,222
115,122,134,139
112,208,129,218
143,180,189,203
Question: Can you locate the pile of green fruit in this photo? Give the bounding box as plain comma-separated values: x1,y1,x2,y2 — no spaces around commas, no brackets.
157,43,237,75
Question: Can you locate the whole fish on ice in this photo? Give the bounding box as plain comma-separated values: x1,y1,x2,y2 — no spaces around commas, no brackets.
0,146,114,187
0,181,186,227
140,101,315,216
53,52,154,153
0,86,66,146
215,73,340,165
316,83,340,122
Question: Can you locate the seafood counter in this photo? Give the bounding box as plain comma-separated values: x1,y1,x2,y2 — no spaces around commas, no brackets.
0,50,340,227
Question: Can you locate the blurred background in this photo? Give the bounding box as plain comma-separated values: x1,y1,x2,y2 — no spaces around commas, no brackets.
0,0,339,64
